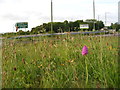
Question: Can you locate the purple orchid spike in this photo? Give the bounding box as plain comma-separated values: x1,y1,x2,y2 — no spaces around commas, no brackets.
82,46,88,56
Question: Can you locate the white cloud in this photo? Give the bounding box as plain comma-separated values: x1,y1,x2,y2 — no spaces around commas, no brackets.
0,0,119,33
2,14,29,21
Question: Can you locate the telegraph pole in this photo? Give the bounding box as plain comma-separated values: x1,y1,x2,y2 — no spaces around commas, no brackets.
98,15,100,30
51,0,53,33
105,12,110,26
93,0,96,31
105,12,107,26
93,0,95,19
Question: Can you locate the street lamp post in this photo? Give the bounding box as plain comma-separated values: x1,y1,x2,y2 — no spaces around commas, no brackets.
93,0,95,19
105,12,110,26
105,12,107,26
105,12,108,26
51,0,53,33
93,0,96,31
98,15,100,30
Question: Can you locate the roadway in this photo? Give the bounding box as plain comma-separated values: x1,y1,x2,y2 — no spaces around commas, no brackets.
7,31,112,39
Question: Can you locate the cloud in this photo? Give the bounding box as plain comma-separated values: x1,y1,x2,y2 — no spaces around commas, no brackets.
0,0,119,33
0,0,4,3
2,14,29,21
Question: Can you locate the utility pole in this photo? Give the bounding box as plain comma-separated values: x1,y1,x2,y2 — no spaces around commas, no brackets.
105,12,110,26
93,0,96,31
98,15,100,30
51,0,53,33
105,12,107,26
98,15,99,21
93,0,95,19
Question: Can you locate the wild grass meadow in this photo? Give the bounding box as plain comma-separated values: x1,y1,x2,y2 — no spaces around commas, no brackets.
2,34,119,88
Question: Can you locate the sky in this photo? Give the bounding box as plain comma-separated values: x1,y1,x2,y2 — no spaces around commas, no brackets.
0,0,119,33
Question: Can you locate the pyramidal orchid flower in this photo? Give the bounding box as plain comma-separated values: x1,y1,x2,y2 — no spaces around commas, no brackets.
82,46,88,56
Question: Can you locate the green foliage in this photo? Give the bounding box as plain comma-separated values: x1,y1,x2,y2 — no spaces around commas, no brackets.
109,23,120,31
2,32,17,38
2,20,120,38
17,30,25,35
31,19,105,33
2,34,119,88
85,19,104,30
2,19,105,37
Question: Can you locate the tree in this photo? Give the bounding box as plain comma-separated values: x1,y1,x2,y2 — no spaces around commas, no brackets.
64,20,69,32
17,30,25,35
111,23,120,31
85,19,104,30
30,19,105,34
31,28,38,34
68,21,74,32
96,21,104,30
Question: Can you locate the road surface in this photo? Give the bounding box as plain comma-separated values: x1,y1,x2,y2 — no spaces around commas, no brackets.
0,31,119,40
7,31,111,39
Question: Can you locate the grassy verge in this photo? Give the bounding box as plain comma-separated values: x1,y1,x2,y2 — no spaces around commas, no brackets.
2,34,119,88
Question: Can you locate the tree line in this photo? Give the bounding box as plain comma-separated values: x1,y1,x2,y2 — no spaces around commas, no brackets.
2,19,120,37
30,19,104,34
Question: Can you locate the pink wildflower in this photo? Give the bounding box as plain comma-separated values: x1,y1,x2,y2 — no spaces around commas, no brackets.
82,46,88,56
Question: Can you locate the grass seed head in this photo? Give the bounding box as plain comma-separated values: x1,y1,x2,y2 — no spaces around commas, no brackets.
22,58,25,64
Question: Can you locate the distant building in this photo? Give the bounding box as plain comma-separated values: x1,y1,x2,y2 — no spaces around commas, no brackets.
118,1,120,24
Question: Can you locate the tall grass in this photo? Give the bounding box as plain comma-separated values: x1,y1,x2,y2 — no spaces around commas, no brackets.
0,39,2,89
2,34,119,88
